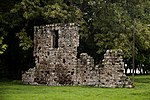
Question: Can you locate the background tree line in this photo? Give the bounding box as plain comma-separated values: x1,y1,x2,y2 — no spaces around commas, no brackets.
0,0,150,80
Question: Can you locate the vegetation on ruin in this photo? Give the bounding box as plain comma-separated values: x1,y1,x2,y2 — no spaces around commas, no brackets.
0,0,150,79
0,75,150,100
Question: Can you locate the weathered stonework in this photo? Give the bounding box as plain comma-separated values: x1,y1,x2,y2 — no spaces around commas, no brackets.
22,68,36,84
22,23,133,88
99,50,133,88
76,53,100,86
33,23,79,85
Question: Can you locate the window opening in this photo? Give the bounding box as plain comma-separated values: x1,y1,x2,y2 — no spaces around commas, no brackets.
53,30,59,48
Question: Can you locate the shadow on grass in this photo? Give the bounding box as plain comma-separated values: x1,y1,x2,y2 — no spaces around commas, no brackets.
134,78,150,83
0,80,23,86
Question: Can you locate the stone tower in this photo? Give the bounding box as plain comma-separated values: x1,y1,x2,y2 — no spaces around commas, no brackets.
33,23,79,85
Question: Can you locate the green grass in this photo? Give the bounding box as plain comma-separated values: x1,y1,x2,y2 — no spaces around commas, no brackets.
0,75,150,100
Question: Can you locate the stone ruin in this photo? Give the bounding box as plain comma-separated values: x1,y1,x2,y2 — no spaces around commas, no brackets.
22,23,133,88
99,50,133,87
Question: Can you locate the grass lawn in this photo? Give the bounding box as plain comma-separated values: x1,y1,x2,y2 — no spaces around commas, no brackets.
0,75,150,100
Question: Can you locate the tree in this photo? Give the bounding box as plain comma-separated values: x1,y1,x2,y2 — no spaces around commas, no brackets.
76,0,150,73
0,0,83,79
1,0,150,79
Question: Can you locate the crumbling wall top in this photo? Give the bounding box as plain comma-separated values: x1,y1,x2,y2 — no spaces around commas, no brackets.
34,23,79,33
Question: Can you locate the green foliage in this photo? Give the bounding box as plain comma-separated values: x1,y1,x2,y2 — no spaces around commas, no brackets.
1,0,150,79
42,3,82,23
0,36,7,54
10,0,41,20
16,29,33,50
135,21,150,50
0,28,8,54
79,0,150,64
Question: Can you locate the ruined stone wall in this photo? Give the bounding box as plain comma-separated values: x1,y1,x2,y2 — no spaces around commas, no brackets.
99,50,133,88
76,53,99,86
22,68,36,84
22,23,133,88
